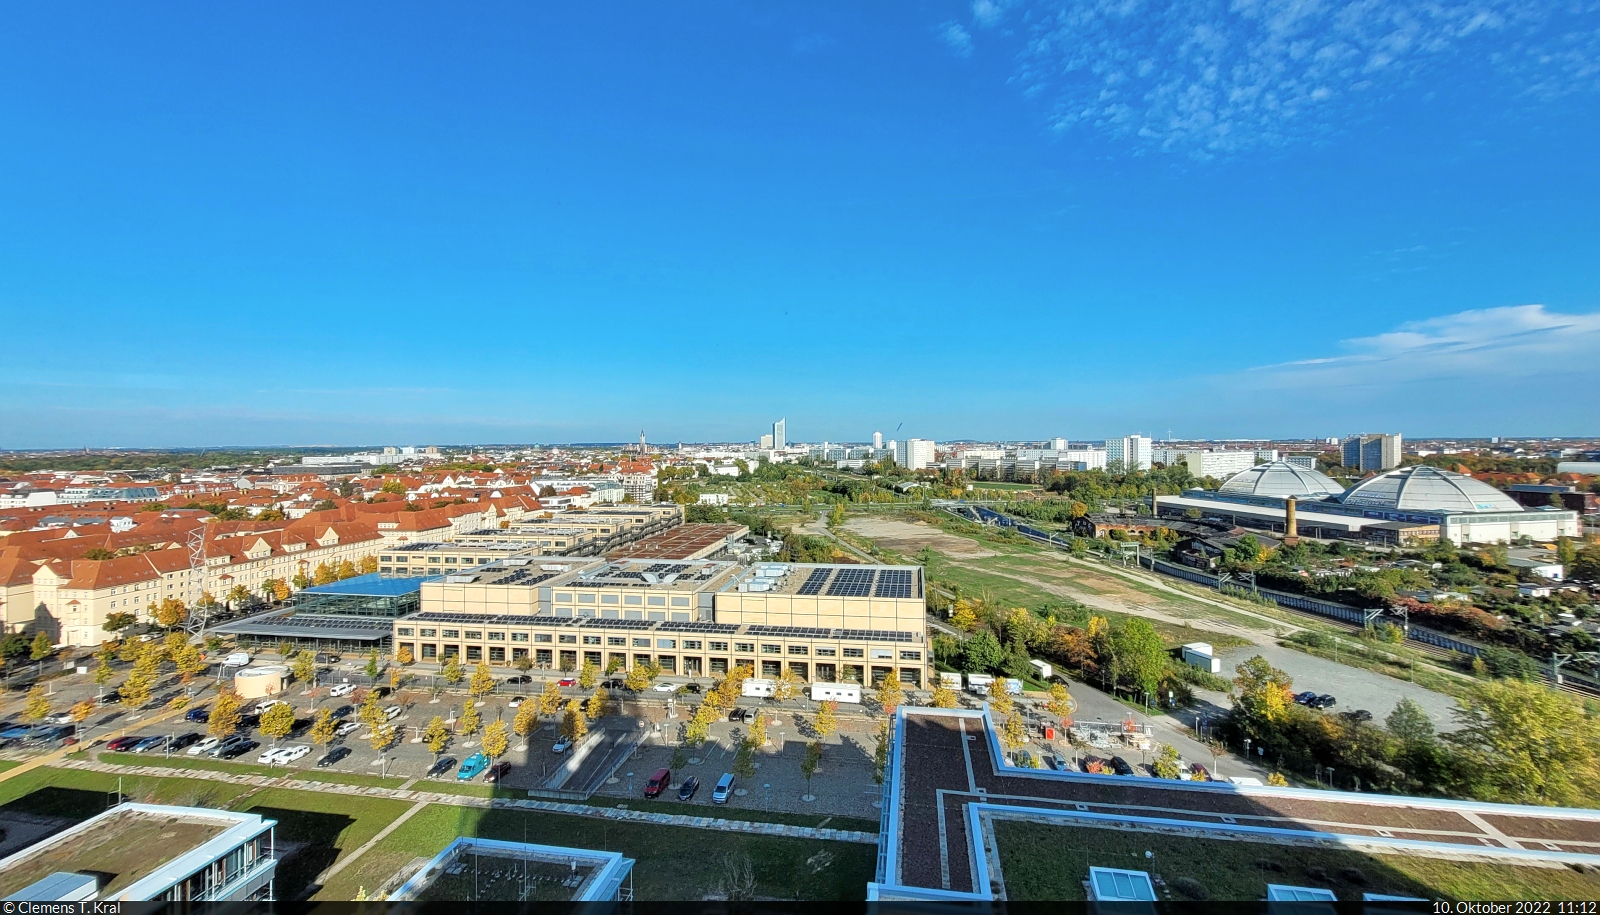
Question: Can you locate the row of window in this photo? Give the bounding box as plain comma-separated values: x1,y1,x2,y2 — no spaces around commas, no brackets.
555,592,693,608
395,627,918,660
395,643,924,685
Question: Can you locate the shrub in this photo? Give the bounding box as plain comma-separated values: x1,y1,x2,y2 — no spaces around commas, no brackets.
1254,859,1282,873
1170,877,1208,901
1339,868,1368,885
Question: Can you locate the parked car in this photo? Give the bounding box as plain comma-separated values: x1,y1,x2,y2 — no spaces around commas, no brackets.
727,708,748,723
223,652,251,667
44,712,75,725
426,756,457,778
106,735,143,752
256,699,289,713
258,746,289,765
601,679,626,690
132,735,169,754
457,753,490,780
712,773,735,804
676,775,700,800
383,705,402,721
644,767,671,798
1189,763,1211,782
315,653,341,664
680,683,702,694
335,721,361,737
1313,694,1337,710
1341,709,1373,723
1293,691,1318,705
185,707,210,723
328,683,355,698
508,697,524,708
557,678,577,687
317,746,352,768
239,712,260,729
188,737,222,756
170,732,203,751
1109,756,1135,776
220,739,259,760
551,736,572,754
506,675,532,685
650,682,676,692
98,689,122,705
211,736,252,758
484,762,513,784
330,704,354,720
278,745,311,764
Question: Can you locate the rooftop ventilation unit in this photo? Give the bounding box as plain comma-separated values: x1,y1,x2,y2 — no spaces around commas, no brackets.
445,574,478,584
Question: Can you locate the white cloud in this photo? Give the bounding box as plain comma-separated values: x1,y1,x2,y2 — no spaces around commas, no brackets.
961,0,1600,157
1249,303,1600,387
939,21,975,57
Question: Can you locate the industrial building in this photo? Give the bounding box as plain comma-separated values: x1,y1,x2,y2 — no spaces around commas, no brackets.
396,558,929,685
1156,461,1580,545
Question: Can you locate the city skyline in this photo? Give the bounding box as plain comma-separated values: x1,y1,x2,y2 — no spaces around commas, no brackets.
3,3,1598,447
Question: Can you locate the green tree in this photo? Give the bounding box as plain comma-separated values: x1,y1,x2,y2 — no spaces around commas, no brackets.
1153,744,1182,779
260,703,295,748
102,612,137,634
29,631,53,661
959,631,1003,673
1230,655,1295,740
481,720,509,760
827,503,846,529
1447,679,1600,806
208,690,243,740
441,654,463,686
365,649,382,684
23,686,50,723
1110,618,1167,698
1386,697,1435,746
423,715,451,756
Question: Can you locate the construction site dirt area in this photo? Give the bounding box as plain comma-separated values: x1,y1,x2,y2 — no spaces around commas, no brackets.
842,517,996,559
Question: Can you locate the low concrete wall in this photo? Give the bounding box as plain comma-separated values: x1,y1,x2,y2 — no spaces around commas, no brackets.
541,728,607,790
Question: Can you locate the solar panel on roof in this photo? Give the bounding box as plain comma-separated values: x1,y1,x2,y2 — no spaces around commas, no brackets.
796,568,832,596
825,568,877,597
873,569,915,598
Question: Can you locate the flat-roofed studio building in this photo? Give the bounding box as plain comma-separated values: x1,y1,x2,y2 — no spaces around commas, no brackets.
394,559,930,686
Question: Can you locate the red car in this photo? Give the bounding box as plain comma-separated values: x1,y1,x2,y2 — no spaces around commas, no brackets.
484,762,513,784
557,678,577,687
105,736,143,752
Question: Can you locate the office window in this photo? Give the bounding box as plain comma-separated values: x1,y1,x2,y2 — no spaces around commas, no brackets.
579,593,596,603
428,557,441,563
488,632,505,641
683,640,702,651
602,594,620,604
556,592,572,602
761,644,781,655
583,635,601,645
734,642,754,654
843,648,864,658
445,557,458,564
489,647,505,662
421,644,437,660
558,634,577,644
535,633,553,643
900,650,921,661
419,629,437,638
608,637,626,646
871,649,892,659
465,631,482,640
441,629,460,639
647,596,666,606
633,637,650,648
656,638,676,649
511,632,529,643
397,628,414,637
465,646,481,661
671,597,691,608
709,641,728,652
814,647,836,657
788,645,809,655
623,595,641,605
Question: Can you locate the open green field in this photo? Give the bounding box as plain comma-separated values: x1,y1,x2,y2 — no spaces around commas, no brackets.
993,820,1600,902
577,796,878,833
0,765,875,901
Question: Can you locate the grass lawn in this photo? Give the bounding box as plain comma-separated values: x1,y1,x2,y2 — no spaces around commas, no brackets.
293,770,411,790
0,766,255,819
321,803,876,901
229,787,414,900
993,820,1600,902
97,751,287,779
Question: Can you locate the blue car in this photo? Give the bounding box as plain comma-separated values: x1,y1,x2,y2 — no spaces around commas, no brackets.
185,708,210,723
456,753,489,780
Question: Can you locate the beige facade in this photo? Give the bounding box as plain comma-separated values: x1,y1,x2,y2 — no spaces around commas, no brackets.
399,559,929,686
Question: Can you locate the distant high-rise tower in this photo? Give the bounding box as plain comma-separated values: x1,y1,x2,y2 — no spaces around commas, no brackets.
873,431,883,450
1341,433,1402,472
1050,437,1068,451
772,419,786,450
1105,435,1153,471
639,430,647,453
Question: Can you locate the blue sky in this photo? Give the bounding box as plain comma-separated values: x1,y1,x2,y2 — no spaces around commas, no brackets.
2,1,1597,448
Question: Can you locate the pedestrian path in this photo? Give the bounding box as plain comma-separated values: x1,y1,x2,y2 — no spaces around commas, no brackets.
317,799,428,884
53,757,879,845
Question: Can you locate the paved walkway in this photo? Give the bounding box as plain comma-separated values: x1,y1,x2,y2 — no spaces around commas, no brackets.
317,799,428,884
51,757,879,845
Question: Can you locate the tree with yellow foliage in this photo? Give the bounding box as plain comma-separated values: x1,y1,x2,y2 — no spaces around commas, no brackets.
930,684,960,708
358,555,379,575
560,699,588,742
150,597,189,630
986,676,1013,718
949,600,979,633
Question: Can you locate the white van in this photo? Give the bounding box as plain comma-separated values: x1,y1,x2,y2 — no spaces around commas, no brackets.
965,673,994,694
223,652,251,667
808,683,861,704
740,678,776,698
